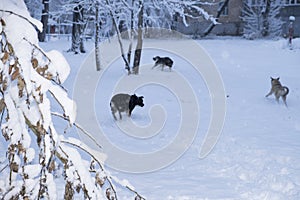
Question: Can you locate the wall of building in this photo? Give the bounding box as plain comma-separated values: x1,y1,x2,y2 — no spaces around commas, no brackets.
174,0,300,38
173,0,243,37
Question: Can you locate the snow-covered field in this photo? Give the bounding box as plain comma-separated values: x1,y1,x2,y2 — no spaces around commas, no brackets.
40,37,300,200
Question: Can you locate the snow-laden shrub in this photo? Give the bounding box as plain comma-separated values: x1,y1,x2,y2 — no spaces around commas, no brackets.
0,1,144,199
241,0,283,39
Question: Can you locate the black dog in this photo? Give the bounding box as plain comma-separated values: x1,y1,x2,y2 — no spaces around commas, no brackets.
152,56,173,71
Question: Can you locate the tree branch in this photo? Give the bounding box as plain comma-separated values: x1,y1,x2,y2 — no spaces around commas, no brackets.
51,112,102,150
202,0,230,37
60,140,118,200
0,9,41,31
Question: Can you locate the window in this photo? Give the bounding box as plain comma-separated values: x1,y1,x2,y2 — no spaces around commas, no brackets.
219,2,229,16
285,0,300,5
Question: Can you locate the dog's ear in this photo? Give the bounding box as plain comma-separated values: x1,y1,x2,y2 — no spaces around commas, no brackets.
270,77,274,80
277,77,280,80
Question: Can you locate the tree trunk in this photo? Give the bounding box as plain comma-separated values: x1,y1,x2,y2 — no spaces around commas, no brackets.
70,4,85,54
202,0,230,37
105,0,131,74
132,0,143,75
127,0,135,67
262,0,271,37
95,1,101,71
38,0,49,42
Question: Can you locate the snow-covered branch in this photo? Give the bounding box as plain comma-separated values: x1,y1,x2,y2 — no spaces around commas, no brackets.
0,9,42,32
241,0,283,39
0,2,145,199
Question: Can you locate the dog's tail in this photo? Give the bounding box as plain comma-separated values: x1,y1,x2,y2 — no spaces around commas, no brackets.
283,86,289,96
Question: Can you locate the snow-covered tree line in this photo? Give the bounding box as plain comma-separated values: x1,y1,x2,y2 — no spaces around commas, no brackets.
25,0,218,72
241,0,284,39
0,1,144,199
93,0,218,73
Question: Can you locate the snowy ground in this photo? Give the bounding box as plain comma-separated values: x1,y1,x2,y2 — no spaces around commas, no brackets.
39,37,300,200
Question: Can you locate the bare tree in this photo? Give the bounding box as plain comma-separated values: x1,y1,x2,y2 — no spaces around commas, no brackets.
102,0,217,75
95,0,101,71
38,0,49,42
132,0,144,75
69,2,86,54
241,0,283,39
262,0,271,37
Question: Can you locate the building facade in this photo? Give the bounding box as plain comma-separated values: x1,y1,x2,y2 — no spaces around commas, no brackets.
174,0,300,37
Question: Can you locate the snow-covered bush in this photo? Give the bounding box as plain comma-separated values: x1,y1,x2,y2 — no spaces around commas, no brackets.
0,1,144,199
241,0,283,39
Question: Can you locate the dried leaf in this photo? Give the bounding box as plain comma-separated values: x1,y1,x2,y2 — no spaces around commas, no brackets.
64,181,74,200
49,160,56,173
13,58,18,68
17,142,25,153
0,18,6,26
31,58,38,69
8,64,13,74
46,72,53,80
11,67,20,80
89,159,95,171
75,185,81,193
0,98,5,113
106,188,114,200
95,172,105,187
17,77,25,97
10,162,19,173
1,52,9,64
2,129,9,141
36,85,41,92
2,78,7,91
39,93,43,103
36,67,47,76
7,43,14,53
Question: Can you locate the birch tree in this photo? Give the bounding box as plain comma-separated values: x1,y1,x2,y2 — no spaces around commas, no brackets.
102,0,217,74
69,2,86,54
132,0,144,75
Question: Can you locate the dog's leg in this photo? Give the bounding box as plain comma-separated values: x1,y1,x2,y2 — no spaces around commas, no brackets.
110,104,118,120
111,111,117,120
152,63,158,69
161,64,164,71
282,95,288,107
265,90,273,97
128,109,133,117
118,111,122,120
275,94,280,103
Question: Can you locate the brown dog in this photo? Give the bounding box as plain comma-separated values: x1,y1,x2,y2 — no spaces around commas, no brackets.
266,77,289,106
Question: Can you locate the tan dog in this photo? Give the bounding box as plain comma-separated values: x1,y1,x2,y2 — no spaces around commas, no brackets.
265,77,289,106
